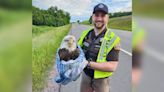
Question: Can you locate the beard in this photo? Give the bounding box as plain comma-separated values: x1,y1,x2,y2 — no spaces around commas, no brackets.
94,21,105,29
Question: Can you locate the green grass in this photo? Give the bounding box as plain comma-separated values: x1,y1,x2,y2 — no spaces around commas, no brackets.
133,0,164,19
0,8,31,30
0,8,31,92
108,15,132,31
32,24,71,92
81,15,132,31
80,20,92,25
32,25,57,37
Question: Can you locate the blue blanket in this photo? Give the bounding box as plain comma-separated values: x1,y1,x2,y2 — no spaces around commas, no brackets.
55,45,87,85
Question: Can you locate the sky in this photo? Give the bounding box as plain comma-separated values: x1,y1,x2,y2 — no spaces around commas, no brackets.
32,0,132,22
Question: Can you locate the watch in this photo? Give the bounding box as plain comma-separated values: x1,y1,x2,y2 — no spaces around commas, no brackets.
87,59,92,68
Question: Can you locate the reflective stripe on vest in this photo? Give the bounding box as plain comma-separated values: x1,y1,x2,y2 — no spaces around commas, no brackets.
132,21,145,49
78,28,120,79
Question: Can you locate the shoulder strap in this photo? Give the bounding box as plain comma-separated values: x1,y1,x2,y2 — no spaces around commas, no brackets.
78,28,93,47
97,29,120,62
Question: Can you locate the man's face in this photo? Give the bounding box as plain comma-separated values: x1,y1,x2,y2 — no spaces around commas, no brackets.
92,11,109,29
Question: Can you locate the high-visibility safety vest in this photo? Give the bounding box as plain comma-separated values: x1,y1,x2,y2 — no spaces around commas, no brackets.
78,28,120,79
132,21,145,49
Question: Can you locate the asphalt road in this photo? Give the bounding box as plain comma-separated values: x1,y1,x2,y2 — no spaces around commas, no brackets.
60,23,132,92
134,17,164,92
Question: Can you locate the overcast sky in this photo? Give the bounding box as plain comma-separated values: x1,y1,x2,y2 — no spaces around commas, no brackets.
32,0,132,22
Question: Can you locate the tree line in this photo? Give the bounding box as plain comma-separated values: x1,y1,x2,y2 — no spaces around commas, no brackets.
32,6,70,27
88,11,132,24
0,0,31,9
108,11,132,18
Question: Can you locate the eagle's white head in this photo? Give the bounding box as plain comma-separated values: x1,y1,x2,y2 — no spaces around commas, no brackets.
60,35,77,52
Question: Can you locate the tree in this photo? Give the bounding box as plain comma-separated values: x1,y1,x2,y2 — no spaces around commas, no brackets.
89,16,92,24
32,6,70,27
108,11,132,18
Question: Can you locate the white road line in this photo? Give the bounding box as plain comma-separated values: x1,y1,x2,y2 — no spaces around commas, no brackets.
120,48,132,56
145,46,164,63
120,47,164,63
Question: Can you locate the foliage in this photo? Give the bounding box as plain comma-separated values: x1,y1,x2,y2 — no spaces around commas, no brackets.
32,6,70,27
0,0,31,9
108,15,132,31
109,11,132,18
81,15,132,31
86,11,132,24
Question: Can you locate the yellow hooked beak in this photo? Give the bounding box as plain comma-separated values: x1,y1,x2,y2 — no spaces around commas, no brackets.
67,37,74,48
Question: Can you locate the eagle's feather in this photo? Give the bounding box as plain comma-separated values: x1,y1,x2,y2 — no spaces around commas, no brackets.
58,35,80,61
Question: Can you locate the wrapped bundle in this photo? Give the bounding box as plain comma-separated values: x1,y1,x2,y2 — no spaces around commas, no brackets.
54,35,87,85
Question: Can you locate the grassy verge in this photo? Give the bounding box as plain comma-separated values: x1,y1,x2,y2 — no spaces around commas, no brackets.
81,15,132,31
32,25,57,37
80,20,92,26
0,8,31,30
32,24,71,92
108,15,131,31
0,9,31,92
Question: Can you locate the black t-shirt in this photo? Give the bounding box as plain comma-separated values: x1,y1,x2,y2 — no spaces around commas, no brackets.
81,28,119,78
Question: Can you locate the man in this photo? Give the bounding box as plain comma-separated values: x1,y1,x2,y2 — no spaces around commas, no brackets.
132,21,144,91
78,3,121,92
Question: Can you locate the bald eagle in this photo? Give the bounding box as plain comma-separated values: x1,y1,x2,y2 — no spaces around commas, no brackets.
58,35,80,61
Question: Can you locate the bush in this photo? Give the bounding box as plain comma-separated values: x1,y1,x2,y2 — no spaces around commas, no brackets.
32,6,70,27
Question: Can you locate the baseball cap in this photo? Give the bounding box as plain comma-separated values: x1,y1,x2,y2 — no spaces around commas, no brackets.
93,3,108,14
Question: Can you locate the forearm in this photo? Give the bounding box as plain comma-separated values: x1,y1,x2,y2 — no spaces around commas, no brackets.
89,61,118,72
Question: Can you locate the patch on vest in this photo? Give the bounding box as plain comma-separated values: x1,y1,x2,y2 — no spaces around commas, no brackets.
83,42,89,47
95,45,101,48
100,38,103,42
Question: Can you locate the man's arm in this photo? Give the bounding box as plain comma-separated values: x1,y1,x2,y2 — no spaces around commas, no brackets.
88,61,118,72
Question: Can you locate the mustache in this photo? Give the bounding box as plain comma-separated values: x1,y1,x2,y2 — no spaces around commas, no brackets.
95,21,104,23
95,21,103,22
